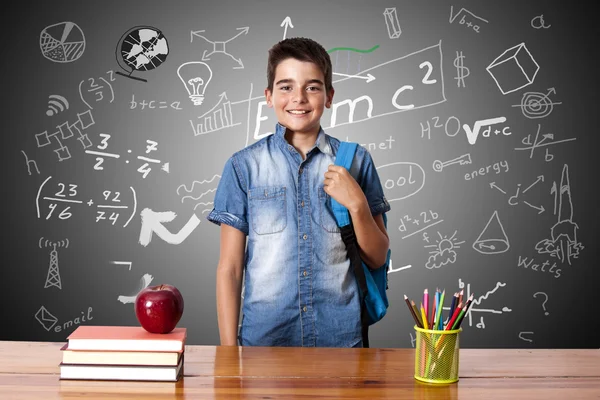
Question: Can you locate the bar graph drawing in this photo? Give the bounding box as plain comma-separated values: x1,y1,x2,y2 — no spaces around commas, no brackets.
191,92,240,136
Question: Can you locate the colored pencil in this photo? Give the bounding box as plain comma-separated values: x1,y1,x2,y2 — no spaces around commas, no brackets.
458,289,464,306
430,288,438,330
411,300,423,328
452,293,474,329
404,294,422,328
447,292,458,325
445,301,463,330
420,303,428,330
436,289,445,330
419,303,427,376
423,288,429,323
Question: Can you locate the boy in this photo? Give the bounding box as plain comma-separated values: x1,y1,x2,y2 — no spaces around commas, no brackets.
206,37,391,347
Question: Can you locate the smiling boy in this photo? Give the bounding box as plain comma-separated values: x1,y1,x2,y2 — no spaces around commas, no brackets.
207,37,391,347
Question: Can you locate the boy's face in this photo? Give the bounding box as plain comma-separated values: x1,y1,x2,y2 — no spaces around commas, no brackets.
265,58,334,137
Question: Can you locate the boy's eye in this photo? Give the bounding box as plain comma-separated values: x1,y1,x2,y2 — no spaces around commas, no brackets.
307,86,321,91
279,86,291,91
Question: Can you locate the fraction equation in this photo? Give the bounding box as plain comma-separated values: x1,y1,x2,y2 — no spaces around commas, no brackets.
514,124,576,161
85,134,169,179
398,210,443,239
36,176,137,228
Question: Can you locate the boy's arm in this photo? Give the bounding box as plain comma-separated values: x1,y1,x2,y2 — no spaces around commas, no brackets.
216,224,246,346
349,200,390,269
324,164,390,269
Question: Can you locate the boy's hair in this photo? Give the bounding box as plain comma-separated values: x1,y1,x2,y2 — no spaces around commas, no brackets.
266,37,333,93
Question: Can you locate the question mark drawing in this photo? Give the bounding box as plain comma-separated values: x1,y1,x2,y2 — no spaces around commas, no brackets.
533,292,549,316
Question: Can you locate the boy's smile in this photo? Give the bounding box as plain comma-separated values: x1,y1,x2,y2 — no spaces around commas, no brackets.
265,58,334,138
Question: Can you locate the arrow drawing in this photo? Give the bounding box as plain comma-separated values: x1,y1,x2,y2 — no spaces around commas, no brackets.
332,72,376,82
489,182,506,194
281,16,293,39
523,201,545,214
190,27,248,69
138,208,201,247
522,175,544,194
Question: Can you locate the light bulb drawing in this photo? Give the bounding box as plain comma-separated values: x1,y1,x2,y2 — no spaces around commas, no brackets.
177,61,213,106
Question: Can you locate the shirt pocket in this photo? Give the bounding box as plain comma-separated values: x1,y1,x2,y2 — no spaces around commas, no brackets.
248,186,287,235
318,185,341,233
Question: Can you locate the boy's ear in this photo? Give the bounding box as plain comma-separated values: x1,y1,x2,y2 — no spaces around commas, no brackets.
264,88,273,107
326,88,335,108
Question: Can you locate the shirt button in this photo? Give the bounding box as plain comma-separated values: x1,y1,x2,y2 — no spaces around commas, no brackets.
303,306,307,312
303,271,307,277
299,167,303,174
301,201,304,207
303,234,308,240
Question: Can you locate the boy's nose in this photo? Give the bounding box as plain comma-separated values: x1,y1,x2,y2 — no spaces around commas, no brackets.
292,89,307,103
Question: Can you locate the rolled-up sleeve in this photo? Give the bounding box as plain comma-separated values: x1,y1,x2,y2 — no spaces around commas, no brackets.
206,156,249,235
359,149,391,216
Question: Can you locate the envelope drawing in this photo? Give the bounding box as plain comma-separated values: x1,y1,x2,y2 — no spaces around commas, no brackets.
35,306,58,331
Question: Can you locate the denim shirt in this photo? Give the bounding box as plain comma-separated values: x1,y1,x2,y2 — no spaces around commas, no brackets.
206,123,391,347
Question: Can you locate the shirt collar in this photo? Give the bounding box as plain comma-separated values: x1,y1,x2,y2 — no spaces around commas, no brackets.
274,123,332,156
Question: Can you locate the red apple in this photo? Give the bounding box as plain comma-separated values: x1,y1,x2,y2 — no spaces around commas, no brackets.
135,284,184,334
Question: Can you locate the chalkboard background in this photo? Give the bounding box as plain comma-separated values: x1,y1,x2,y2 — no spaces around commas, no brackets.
4,0,598,349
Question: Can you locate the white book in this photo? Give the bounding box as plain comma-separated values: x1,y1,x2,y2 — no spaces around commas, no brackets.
59,356,183,382
60,344,182,366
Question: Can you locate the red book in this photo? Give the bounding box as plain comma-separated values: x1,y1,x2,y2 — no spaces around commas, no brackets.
66,326,187,352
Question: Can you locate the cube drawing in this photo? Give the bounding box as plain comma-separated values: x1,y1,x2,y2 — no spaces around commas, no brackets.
486,43,539,95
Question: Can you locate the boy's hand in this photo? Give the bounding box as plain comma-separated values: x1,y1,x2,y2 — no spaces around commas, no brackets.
323,165,367,213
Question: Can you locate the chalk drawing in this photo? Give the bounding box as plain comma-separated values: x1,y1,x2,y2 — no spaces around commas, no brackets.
138,209,201,247
177,62,213,106
383,8,402,38
486,43,539,95
458,279,512,329
531,15,551,29
425,231,465,269
190,27,248,69
449,6,488,33
280,17,293,40
535,164,583,265
511,88,561,119
39,237,69,290
515,124,576,161
473,210,510,254
40,21,85,63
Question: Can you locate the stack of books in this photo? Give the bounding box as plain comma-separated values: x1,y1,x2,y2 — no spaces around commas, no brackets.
59,325,186,382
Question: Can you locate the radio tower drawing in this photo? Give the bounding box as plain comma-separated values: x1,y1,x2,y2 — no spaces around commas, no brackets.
39,237,69,289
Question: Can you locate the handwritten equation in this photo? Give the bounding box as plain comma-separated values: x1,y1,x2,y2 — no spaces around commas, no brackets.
398,210,442,240
515,124,577,161
36,176,137,228
78,71,115,110
85,134,169,179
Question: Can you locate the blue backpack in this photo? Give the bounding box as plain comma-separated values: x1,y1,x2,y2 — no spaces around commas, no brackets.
330,141,391,348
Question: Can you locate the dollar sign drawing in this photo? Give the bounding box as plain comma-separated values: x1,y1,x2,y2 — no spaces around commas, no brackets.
454,51,470,88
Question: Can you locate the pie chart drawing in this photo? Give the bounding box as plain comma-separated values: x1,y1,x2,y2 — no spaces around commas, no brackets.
40,21,85,63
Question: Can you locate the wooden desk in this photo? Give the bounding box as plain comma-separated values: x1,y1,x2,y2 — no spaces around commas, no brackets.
1,341,598,399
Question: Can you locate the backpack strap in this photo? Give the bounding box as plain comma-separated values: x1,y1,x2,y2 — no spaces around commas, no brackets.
331,142,371,347
330,141,358,228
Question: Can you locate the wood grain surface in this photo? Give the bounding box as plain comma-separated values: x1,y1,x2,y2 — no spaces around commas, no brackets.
1,341,598,399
